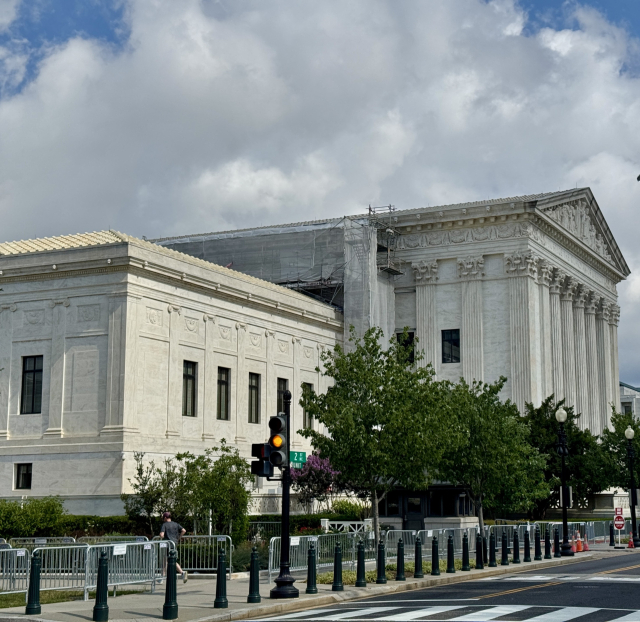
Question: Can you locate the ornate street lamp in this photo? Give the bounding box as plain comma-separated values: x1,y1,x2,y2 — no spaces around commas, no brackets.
555,407,574,556
624,426,640,547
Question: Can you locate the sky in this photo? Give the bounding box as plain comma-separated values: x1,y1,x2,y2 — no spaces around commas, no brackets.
1,0,640,382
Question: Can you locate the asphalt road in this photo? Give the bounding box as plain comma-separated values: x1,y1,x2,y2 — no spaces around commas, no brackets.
259,551,640,622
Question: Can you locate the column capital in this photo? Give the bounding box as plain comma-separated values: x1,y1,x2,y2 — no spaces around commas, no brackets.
505,252,539,279
412,260,438,284
549,269,564,295
584,291,598,314
573,286,588,309
596,298,611,321
609,304,620,326
538,262,553,287
457,255,484,280
561,276,578,302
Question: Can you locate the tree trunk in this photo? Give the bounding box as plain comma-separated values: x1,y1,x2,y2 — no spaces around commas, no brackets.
477,496,484,533
372,489,380,543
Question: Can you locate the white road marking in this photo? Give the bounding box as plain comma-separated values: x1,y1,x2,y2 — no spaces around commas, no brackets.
448,605,532,621
379,606,466,621
607,613,640,621
312,607,400,620
523,607,599,621
277,611,336,620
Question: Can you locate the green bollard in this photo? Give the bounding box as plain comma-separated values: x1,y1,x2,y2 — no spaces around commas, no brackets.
332,543,343,591
396,539,405,581
524,530,531,563
554,528,561,558
431,535,440,576
462,533,470,571
501,532,509,566
163,549,179,620
247,546,261,603
545,528,552,559
446,535,455,574
488,533,497,567
414,536,424,579
92,551,109,622
475,533,484,570
534,528,542,561
214,550,228,608
513,531,520,563
25,550,41,615
306,542,318,594
355,540,367,587
376,539,387,584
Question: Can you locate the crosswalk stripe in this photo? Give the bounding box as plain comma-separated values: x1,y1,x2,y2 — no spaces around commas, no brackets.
278,611,336,620
607,613,640,621
378,606,466,620
449,606,532,621
523,607,599,621
315,607,400,620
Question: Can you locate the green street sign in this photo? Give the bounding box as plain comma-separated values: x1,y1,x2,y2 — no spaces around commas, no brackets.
290,451,307,469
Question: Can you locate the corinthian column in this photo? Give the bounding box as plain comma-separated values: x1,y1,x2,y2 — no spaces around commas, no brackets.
458,256,484,383
560,277,577,410
609,305,621,415
549,271,564,402
412,260,438,372
584,294,600,434
538,263,553,399
596,300,613,427
573,286,588,425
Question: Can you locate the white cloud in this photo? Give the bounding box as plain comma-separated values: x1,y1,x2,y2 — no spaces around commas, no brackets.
0,0,640,379
0,0,19,32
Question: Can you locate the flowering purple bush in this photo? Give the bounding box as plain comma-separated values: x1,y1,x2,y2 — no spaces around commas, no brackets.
291,454,340,510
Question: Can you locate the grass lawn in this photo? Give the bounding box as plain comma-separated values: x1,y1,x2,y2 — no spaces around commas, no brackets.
0,588,143,609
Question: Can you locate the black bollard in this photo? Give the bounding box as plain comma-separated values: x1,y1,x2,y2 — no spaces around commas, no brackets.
475,533,484,570
163,549,179,619
544,528,552,559
554,528,561,558
247,546,261,603
446,535,455,574
395,538,406,581
25,550,41,616
524,530,531,563
431,536,440,576
414,537,424,579
332,543,343,591
534,528,542,561
306,542,318,594
462,533,470,571
355,540,366,587
610,522,615,547
376,539,387,584
513,531,520,563
488,533,497,567
92,551,109,622
214,550,228,608
501,532,509,566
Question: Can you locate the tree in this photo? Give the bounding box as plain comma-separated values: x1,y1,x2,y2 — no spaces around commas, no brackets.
300,326,451,540
439,378,549,531
523,396,610,518
291,453,341,512
121,452,162,534
601,409,640,493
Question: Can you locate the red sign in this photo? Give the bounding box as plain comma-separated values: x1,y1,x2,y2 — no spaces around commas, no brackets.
614,515,625,530
615,507,624,516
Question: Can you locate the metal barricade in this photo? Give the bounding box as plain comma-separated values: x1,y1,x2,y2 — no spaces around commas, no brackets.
79,535,148,545
175,535,232,577
415,527,483,560
35,545,89,595
489,524,535,549
10,536,76,553
0,548,29,595
248,522,281,542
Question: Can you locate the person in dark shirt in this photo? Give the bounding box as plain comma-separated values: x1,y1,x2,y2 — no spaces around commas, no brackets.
159,512,188,582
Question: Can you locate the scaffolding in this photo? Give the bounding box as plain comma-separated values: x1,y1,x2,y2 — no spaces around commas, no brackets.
368,205,403,276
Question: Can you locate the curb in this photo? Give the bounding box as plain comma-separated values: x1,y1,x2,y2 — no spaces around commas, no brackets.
188,553,599,622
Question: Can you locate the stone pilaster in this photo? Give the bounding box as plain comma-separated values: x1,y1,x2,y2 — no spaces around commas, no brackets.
538,263,553,400
458,256,484,383
549,271,564,402
596,300,613,423
506,252,540,411
412,260,438,371
584,294,599,434
572,286,588,424
235,322,247,444
44,299,70,437
0,304,17,439
560,277,577,409
265,330,276,429
202,314,216,441
609,305,621,415
291,337,302,447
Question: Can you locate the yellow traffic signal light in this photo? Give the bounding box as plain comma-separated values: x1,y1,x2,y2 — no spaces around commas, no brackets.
268,414,288,467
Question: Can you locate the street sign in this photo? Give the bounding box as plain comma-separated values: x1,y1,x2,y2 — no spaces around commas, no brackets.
614,515,625,530
615,507,624,516
290,451,307,469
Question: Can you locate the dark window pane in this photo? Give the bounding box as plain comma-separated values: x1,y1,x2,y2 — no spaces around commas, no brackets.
407,497,421,513
396,332,415,364
302,382,313,429
217,367,230,420
16,463,32,490
277,378,288,413
21,356,43,415
182,361,197,417
386,492,399,515
248,373,260,424
442,330,461,364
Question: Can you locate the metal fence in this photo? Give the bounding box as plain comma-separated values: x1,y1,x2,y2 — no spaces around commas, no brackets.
78,536,148,545
174,535,233,577
9,537,76,552
248,522,281,542
0,548,29,595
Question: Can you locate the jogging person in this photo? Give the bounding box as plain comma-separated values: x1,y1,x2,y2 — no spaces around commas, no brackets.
160,512,188,582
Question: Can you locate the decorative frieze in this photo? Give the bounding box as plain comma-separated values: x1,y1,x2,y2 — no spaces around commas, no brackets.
457,256,484,280
412,260,438,283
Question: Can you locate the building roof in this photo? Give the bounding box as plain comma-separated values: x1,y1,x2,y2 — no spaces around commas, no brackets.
620,381,640,393
0,230,126,256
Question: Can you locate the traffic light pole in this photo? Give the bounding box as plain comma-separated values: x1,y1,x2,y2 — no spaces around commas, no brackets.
270,390,299,599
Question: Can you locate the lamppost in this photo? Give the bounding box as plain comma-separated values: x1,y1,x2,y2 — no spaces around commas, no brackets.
624,426,640,548
555,407,574,557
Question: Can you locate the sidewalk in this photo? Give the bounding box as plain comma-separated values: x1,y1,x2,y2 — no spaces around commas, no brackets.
0,551,622,622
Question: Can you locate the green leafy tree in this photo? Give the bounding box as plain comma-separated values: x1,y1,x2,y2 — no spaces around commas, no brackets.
300,326,451,540
439,378,548,531
121,452,162,534
601,409,640,492
523,396,611,518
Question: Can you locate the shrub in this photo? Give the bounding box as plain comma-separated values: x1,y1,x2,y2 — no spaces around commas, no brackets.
0,497,66,539
232,541,269,572
330,500,367,520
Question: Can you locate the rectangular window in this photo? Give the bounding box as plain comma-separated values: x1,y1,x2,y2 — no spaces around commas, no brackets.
623,403,633,415
442,329,461,364
20,356,43,415
217,367,230,420
302,382,313,429
248,373,261,424
182,361,197,417
396,331,415,364
15,463,32,490
277,378,289,413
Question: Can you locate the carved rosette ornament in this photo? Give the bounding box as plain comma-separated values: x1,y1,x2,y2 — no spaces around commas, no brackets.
411,260,438,283
504,252,539,279
457,256,484,280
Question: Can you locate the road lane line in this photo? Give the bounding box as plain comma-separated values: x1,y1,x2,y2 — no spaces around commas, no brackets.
478,581,563,599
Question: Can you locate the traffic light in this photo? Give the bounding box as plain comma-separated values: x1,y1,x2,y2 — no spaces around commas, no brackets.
268,414,288,467
251,443,274,477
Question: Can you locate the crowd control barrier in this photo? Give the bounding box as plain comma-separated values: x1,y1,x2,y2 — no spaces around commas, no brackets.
9,537,75,552
0,548,29,594
174,535,233,577
79,536,148,545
